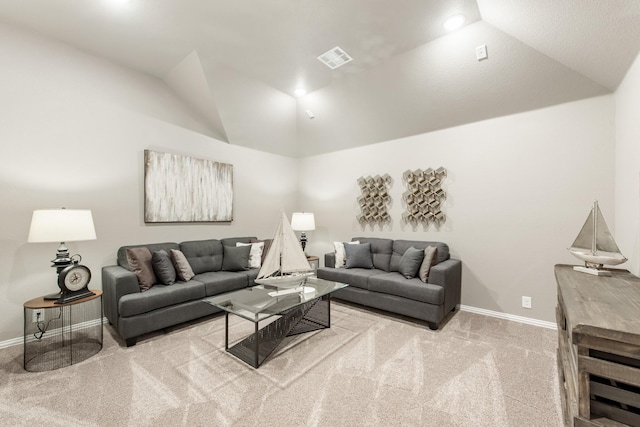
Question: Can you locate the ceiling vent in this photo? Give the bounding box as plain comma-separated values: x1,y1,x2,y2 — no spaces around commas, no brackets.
317,46,353,69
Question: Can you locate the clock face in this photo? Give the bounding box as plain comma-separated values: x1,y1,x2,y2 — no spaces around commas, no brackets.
60,265,91,292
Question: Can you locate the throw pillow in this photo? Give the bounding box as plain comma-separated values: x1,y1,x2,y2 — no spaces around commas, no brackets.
419,246,439,283
170,249,195,282
333,240,360,268
237,241,264,269
344,242,374,269
151,250,176,285
398,246,425,279
222,245,251,272
126,247,157,291
251,238,273,263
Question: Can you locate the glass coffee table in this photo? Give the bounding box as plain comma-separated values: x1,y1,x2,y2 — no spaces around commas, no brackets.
204,277,347,368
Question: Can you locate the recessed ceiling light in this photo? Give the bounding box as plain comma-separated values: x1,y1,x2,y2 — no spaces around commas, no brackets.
443,14,465,31
317,46,353,70
294,88,307,97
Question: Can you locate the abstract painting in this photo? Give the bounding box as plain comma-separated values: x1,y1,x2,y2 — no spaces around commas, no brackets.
144,150,233,222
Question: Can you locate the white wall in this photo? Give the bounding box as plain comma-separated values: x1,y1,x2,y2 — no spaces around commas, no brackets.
615,51,640,278
0,24,298,343
299,95,616,323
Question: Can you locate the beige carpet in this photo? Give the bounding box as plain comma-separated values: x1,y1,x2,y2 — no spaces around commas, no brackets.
0,302,562,426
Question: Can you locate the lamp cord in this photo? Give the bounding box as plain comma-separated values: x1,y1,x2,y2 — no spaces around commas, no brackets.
33,308,62,340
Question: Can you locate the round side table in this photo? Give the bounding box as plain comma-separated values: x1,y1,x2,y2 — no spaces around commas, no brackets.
23,290,103,372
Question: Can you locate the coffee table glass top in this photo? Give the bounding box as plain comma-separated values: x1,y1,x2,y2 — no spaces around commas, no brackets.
203,277,347,322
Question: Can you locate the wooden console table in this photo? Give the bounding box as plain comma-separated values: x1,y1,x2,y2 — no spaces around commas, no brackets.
555,264,640,426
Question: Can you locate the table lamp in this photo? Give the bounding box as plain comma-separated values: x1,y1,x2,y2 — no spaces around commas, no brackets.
28,208,97,300
291,212,315,254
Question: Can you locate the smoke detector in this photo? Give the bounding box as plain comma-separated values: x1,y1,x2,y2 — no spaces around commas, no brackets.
317,46,353,69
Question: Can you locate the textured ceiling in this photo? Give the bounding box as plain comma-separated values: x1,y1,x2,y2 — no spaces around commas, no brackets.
1,0,639,157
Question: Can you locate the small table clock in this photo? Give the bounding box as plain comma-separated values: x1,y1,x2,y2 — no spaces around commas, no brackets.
55,258,95,304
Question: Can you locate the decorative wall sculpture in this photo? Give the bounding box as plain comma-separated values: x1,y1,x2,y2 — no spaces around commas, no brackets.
144,150,233,223
401,167,447,226
356,174,392,226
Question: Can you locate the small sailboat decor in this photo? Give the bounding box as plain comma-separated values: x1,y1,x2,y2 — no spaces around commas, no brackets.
255,212,315,292
568,201,627,276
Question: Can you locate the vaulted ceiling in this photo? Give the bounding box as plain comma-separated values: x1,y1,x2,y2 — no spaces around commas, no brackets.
1,0,639,157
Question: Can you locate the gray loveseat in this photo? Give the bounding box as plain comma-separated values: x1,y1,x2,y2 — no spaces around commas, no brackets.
102,237,261,346
317,237,461,330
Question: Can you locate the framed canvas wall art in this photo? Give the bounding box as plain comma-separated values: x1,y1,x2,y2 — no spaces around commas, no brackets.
144,150,233,223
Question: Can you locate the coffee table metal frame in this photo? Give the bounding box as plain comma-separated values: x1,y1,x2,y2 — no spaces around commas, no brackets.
204,278,347,368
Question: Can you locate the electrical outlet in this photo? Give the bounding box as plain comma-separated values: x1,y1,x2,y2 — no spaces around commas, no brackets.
522,296,532,309
32,309,44,323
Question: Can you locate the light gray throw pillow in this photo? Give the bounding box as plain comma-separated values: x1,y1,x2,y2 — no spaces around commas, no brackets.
344,242,374,269
170,249,195,282
398,246,424,279
419,246,438,282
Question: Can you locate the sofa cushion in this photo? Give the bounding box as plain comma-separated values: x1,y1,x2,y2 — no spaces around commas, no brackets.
118,280,206,317
368,272,445,305
180,239,223,274
195,271,250,296
352,237,393,272
390,240,450,272
419,246,438,282
251,238,273,263
316,267,384,290
118,242,180,270
333,241,360,268
398,247,424,279
344,242,374,269
237,241,264,269
126,247,157,291
170,249,195,281
222,245,251,271
221,236,256,247
151,250,176,285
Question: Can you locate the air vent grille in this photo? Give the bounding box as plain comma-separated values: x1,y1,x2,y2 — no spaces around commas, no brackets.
317,46,353,69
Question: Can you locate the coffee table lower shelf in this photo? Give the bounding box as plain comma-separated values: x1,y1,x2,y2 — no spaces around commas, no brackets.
225,295,331,368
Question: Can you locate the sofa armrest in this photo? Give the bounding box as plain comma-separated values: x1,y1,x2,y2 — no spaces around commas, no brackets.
324,252,336,269
428,259,462,312
102,265,140,326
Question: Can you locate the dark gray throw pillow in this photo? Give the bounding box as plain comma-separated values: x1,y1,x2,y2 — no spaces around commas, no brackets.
398,246,425,279
152,250,176,285
344,242,374,269
222,245,251,271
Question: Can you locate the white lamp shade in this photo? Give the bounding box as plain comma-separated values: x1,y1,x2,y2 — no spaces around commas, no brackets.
28,209,97,243
291,212,315,231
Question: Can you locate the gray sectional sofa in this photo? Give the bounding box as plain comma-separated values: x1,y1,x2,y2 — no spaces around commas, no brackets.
317,237,461,330
102,237,261,346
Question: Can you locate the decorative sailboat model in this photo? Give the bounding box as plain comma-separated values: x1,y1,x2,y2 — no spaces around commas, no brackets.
568,201,627,276
255,212,315,294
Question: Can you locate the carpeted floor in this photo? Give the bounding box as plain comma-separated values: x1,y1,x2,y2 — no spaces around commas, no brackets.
0,301,562,426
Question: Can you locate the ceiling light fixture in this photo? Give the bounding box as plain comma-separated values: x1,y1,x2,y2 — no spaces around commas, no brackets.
443,14,465,31
294,88,307,97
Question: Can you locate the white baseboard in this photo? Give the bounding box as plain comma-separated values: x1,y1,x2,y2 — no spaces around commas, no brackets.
459,305,557,330
0,308,556,350
0,317,108,350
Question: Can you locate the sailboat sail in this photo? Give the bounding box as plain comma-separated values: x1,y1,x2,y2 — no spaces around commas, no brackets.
257,212,312,280
568,201,626,268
